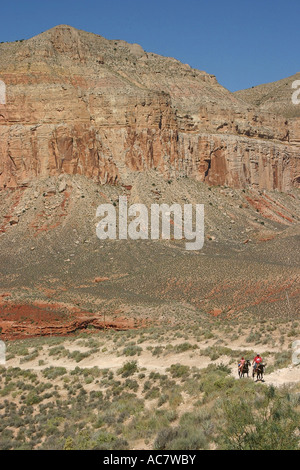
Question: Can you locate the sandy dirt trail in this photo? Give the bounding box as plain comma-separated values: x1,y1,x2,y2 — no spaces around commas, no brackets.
7,347,300,388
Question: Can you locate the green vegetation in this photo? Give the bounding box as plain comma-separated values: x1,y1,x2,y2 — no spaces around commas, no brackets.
0,319,299,450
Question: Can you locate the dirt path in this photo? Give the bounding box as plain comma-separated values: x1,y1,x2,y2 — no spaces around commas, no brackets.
7,347,300,388
262,366,300,387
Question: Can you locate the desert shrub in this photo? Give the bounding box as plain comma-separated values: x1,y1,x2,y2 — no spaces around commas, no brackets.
174,342,198,353
168,388,183,408
287,328,298,337
42,367,67,380
124,379,139,392
219,394,300,450
93,417,105,429
157,393,168,407
0,438,18,450
117,361,138,378
273,350,292,369
149,371,161,381
167,363,190,379
125,409,172,440
110,393,144,418
15,347,30,356
203,331,214,339
144,387,160,400
154,425,208,450
122,343,142,357
25,391,43,406
151,346,164,356
200,346,233,361
197,365,236,401
67,350,91,362
215,363,231,374
245,331,262,344
167,429,208,450
20,349,39,363
153,427,179,449
93,435,129,451
49,345,67,357
0,382,16,396
63,429,129,450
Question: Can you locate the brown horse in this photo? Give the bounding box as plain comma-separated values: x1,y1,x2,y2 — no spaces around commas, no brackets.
238,360,251,378
252,363,266,381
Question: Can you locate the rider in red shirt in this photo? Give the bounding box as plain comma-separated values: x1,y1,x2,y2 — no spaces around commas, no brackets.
252,354,262,372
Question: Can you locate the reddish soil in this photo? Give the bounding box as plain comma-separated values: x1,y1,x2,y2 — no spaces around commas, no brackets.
29,189,71,236
0,302,144,341
245,193,294,225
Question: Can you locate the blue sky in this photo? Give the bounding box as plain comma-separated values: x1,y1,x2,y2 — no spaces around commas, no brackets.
0,0,299,91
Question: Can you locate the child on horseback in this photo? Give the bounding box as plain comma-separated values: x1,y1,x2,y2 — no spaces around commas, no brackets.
238,357,245,372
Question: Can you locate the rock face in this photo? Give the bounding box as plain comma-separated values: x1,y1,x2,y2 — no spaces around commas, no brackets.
0,25,299,190
0,301,140,340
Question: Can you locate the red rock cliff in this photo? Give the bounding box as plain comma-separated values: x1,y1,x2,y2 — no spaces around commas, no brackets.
0,25,299,190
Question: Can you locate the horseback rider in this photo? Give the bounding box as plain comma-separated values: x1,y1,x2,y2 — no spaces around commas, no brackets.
238,357,245,372
252,354,262,372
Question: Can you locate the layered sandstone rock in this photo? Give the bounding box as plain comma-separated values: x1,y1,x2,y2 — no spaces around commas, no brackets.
0,25,299,190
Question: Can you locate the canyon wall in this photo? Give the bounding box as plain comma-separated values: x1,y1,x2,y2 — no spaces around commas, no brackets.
0,25,299,190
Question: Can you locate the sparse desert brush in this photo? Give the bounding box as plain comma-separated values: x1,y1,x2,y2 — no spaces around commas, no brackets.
150,345,164,356
157,393,168,407
49,345,67,357
20,349,39,363
154,425,208,450
66,350,91,362
63,429,129,451
121,343,143,357
117,360,138,378
203,330,215,340
199,345,233,361
25,390,43,406
245,331,262,344
124,378,139,392
149,371,164,381
110,392,144,418
144,386,160,400
1,309,299,451
42,366,67,380
218,392,300,450
272,350,292,370
125,408,175,441
174,342,198,353
168,388,183,409
287,328,298,337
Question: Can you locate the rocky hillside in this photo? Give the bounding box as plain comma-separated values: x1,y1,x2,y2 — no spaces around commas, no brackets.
0,25,299,191
234,72,300,119
0,172,299,339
